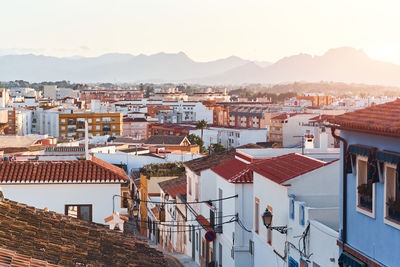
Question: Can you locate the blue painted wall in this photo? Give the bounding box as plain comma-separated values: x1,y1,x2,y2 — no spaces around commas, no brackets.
341,130,400,267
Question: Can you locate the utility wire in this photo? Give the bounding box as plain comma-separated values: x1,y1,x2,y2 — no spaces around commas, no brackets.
134,194,239,205
129,217,237,233
136,213,238,224
236,217,252,233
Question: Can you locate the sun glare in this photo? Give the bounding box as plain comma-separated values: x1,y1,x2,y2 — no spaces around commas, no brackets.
366,45,400,63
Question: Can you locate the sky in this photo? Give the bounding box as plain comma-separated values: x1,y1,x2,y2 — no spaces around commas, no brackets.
2,0,400,64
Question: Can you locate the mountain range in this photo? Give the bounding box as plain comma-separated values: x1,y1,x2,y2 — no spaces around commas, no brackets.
1,47,400,85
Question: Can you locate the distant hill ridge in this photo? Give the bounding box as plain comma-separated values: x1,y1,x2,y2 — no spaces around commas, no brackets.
1,47,400,85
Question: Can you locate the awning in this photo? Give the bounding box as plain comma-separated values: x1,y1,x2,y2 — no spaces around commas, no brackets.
377,150,400,165
338,252,366,267
348,144,374,157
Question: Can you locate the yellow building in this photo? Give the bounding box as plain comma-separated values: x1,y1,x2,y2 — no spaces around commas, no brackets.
59,112,122,138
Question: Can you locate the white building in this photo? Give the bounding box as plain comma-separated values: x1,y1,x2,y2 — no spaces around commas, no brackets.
190,126,269,149
251,153,339,267
282,114,316,148
0,156,128,224
43,85,79,100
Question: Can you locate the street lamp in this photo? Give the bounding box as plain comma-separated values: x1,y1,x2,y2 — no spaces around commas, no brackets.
262,209,288,234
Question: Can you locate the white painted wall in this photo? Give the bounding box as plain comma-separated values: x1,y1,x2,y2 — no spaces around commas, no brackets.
287,160,340,199
252,171,288,267
283,114,315,148
1,183,121,224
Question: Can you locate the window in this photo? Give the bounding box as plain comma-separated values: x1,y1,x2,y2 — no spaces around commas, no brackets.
202,238,205,258
299,204,305,226
300,258,308,267
88,118,92,123
96,125,100,130
267,206,272,245
195,183,199,201
289,198,295,220
96,118,100,122
121,191,129,208
218,243,223,267
356,156,375,217
255,198,260,234
61,126,65,130
61,119,66,123
65,204,92,222
196,233,199,251
384,163,400,228
289,257,299,267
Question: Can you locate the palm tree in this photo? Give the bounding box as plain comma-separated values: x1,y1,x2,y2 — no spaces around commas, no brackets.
195,120,207,141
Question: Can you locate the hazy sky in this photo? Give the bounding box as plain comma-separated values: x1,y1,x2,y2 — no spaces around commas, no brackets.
2,0,400,64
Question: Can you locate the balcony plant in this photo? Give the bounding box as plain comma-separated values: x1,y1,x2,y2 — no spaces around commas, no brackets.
357,182,373,210
387,198,400,222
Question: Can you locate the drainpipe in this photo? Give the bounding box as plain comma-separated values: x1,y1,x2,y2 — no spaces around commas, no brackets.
331,127,348,244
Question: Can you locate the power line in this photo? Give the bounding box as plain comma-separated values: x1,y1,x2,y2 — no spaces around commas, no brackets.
135,194,239,205
129,217,237,233
140,213,238,224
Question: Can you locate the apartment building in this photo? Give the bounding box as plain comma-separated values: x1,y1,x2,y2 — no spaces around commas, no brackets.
81,88,143,102
228,106,271,128
296,93,333,107
59,112,122,138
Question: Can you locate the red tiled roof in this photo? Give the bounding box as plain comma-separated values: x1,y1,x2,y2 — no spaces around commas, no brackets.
272,113,312,120
196,215,211,230
211,158,253,183
327,99,400,136
0,199,167,266
164,183,187,198
0,247,60,267
271,113,288,120
151,206,160,220
309,114,334,121
0,157,128,184
251,153,328,184
158,177,187,198
184,149,236,175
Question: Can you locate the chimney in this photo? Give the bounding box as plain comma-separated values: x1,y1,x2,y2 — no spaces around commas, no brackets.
319,130,328,152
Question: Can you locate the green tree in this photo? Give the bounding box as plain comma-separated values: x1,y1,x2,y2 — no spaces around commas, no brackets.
210,143,225,153
187,134,207,153
195,120,207,141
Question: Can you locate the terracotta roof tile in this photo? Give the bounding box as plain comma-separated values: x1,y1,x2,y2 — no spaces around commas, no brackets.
196,215,211,230
184,149,236,175
144,135,188,145
0,157,128,184
158,177,187,198
211,159,253,184
251,153,329,184
0,199,167,266
327,99,400,135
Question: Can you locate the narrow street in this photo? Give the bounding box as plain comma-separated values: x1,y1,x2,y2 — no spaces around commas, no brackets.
126,217,199,267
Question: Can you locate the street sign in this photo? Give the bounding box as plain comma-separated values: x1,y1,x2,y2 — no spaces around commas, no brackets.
205,230,216,242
